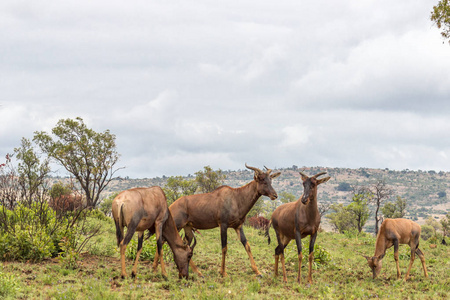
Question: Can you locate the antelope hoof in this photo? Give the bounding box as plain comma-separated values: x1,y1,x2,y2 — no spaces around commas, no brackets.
121,274,126,280
195,270,204,278
256,273,263,278
131,272,136,279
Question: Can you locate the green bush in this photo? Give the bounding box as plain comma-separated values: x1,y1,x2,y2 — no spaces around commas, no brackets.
99,193,117,217
0,201,81,262
58,236,79,269
283,239,331,267
421,225,435,241
88,208,110,221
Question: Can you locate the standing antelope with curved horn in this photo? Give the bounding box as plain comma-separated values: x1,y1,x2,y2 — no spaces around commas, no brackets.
266,171,330,284
112,186,196,279
154,164,281,277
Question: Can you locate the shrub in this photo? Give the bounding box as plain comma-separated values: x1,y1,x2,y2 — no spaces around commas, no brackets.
88,208,109,222
0,200,100,264
421,225,435,241
283,239,331,267
99,193,117,217
0,202,57,262
58,236,79,269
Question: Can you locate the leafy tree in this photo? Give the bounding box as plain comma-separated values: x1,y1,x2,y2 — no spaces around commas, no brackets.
14,138,51,206
194,165,226,193
247,197,265,218
99,192,118,217
381,202,396,219
347,193,371,233
431,0,450,44
395,196,407,218
163,176,198,205
382,196,407,219
425,216,442,235
279,191,296,204
49,181,73,200
34,117,121,208
265,191,296,215
326,203,356,233
318,202,331,217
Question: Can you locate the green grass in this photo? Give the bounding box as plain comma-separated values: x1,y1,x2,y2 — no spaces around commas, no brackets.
1,220,449,299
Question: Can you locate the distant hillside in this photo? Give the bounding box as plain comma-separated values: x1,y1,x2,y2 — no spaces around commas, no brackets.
101,166,450,227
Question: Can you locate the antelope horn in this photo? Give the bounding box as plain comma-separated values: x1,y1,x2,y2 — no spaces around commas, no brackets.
312,172,327,179
264,166,272,174
245,163,263,175
299,171,308,178
190,235,197,250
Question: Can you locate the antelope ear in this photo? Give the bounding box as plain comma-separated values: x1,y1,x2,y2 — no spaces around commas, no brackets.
377,254,385,260
362,255,371,262
318,176,331,185
271,172,281,179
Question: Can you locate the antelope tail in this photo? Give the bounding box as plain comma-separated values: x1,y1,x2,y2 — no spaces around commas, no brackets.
114,203,125,247
265,220,272,245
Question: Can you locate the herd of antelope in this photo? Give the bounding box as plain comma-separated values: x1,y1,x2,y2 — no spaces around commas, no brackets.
112,164,429,284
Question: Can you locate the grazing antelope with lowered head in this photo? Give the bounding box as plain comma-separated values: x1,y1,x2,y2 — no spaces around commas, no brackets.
154,164,281,277
363,218,428,281
266,171,330,284
112,187,196,279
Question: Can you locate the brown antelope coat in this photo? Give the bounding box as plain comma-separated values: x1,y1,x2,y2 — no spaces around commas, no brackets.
267,171,330,284
155,164,280,277
364,218,428,281
112,187,195,279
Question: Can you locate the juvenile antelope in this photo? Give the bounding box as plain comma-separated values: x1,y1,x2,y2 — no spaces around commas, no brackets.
363,218,428,281
155,164,281,277
112,187,195,279
266,171,330,284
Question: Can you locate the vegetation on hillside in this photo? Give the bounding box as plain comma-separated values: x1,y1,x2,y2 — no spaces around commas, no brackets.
104,166,450,231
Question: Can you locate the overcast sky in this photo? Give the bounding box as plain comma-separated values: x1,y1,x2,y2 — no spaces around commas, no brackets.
1,1,450,178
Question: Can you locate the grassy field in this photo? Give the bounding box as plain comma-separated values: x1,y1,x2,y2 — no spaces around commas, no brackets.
1,218,449,299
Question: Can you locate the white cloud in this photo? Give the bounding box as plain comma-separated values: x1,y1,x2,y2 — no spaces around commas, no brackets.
280,125,311,148
1,1,450,177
